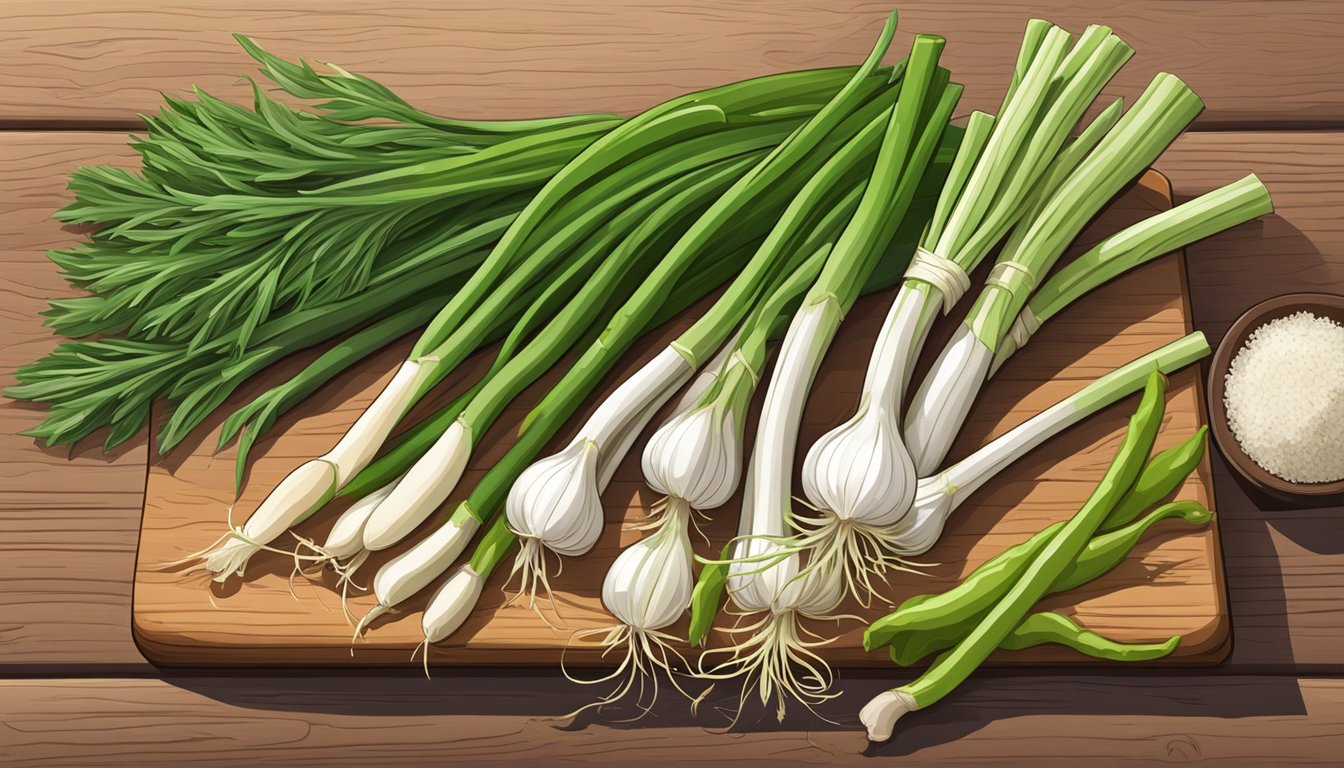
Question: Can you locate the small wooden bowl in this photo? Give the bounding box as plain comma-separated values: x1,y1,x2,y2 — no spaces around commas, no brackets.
1207,292,1344,498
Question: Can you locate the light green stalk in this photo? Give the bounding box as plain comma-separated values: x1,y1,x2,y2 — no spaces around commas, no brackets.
991,173,1273,372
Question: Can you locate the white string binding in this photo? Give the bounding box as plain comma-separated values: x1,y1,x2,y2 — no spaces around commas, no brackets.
985,260,1039,302
729,349,761,388
1006,305,1043,351
905,247,971,313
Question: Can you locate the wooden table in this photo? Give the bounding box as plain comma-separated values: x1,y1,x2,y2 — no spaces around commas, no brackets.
2,2,1342,765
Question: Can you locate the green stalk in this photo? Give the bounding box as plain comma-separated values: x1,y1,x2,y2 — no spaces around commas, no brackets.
991,174,1273,371
862,374,1168,741
668,104,898,368
922,110,995,251
977,611,1178,662
467,512,517,576
1108,426,1209,530
408,110,763,363
823,57,957,312
926,25,1073,268
876,500,1211,665
1012,98,1125,226
865,426,1209,652
455,155,762,439
953,29,1134,269
967,74,1205,352
406,74,860,365
1001,19,1054,105
588,11,909,373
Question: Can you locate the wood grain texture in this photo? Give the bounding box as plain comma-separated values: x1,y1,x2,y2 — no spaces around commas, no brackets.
131,171,1228,667
1165,132,1344,673
2,1,1343,129
0,134,149,668
2,675,1342,766
3,128,1344,672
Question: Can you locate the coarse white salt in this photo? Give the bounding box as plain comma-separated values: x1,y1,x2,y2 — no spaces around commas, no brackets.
1224,310,1344,483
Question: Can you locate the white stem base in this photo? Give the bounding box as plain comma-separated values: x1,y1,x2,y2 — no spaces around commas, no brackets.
860,689,919,742
904,324,992,476
363,420,472,551
422,564,485,643
370,512,481,613
323,479,399,559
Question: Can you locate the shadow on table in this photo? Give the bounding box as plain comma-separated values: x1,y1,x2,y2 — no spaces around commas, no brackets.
1184,211,1341,671
1217,459,1344,556
159,664,1308,755
852,671,1309,758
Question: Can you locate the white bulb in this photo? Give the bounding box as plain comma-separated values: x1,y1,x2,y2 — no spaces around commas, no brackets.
506,439,604,556
781,553,846,617
641,405,742,511
726,540,844,617
885,475,956,556
602,502,694,631
801,399,916,527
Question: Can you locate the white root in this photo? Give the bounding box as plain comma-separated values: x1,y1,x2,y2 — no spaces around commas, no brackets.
504,352,687,614
190,358,434,583
697,605,844,724
561,624,701,722
504,439,603,615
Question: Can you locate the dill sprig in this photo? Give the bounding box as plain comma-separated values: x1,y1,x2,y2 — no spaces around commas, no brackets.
9,37,850,456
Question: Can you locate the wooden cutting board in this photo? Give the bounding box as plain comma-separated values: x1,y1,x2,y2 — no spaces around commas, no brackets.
132,169,1228,667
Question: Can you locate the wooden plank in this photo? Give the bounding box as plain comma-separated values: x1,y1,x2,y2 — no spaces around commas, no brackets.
1163,131,1344,672
2,675,1342,766
0,134,148,668
3,1,1343,128
131,171,1227,666
2,130,1342,671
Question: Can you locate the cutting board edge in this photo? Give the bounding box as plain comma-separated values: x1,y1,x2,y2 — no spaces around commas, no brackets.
129,168,1232,669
